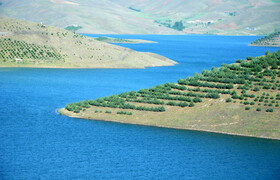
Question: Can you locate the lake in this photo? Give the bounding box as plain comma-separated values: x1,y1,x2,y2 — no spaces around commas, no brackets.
0,35,280,179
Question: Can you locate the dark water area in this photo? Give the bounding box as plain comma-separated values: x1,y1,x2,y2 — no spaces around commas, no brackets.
0,35,279,179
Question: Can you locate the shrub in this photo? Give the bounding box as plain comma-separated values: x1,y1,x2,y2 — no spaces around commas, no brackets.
245,107,250,110
105,110,112,114
266,109,274,112
117,111,126,115
244,101,250,105
256,108,261,111
74,109,80,113
226,98,232,103
250,102,255,105
246,56,253,61
253,86,260,91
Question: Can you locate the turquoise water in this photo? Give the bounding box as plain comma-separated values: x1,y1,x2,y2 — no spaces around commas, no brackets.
0,35,280,179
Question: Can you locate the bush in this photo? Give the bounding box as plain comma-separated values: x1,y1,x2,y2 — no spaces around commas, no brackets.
266,109,274,112
256,108,261,111
244,101,250,105
226,98,232,103
117,111,126,115
105,110,112,114
189,102,195,107
74,109,80,113
245,107,250,110
246,56,253,61
253,86,260,91
250,102,255,105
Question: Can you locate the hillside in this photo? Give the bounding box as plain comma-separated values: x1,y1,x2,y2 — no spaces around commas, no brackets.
59,50,280,140
0,0,279,35
0,17,176,68
250,32,280,47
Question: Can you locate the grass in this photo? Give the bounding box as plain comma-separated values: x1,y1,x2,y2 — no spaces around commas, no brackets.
60,50,280,140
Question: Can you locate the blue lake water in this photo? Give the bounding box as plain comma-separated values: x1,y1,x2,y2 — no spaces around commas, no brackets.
0,35,280,179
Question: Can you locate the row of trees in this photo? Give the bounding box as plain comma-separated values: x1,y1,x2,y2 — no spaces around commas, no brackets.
0,38,63,62
65,50,280,114
251,31,280,45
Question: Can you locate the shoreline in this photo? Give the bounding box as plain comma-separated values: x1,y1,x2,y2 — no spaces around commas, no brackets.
0,62,177,69
249,44,280,47
59,108,280,141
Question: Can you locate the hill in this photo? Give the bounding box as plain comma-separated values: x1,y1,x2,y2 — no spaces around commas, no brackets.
0,0,279,35
250,32,280,47
59,50,280,140
0,17,176,68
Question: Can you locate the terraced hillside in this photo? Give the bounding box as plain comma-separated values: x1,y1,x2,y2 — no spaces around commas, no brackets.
0,17,176,68
250,32,280,47
0,0,280,35
60,50,280,139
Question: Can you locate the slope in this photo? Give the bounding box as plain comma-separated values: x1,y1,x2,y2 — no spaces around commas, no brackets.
0,17,177,68
0,0,179,34
0,0,279,35
111,0,280,35
59,50,280,139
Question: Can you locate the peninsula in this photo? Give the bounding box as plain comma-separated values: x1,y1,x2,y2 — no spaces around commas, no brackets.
0,17,176,68
94,37,156,44
59,50,280,140
250,32,280,47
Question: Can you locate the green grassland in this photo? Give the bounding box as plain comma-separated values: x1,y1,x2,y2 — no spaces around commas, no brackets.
0,17,176,68
60,50,280,139
250,32,280,47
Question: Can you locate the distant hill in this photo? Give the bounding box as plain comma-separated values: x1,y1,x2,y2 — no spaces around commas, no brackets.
0,17,176,68
0,0,280,35
250,32,280,47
